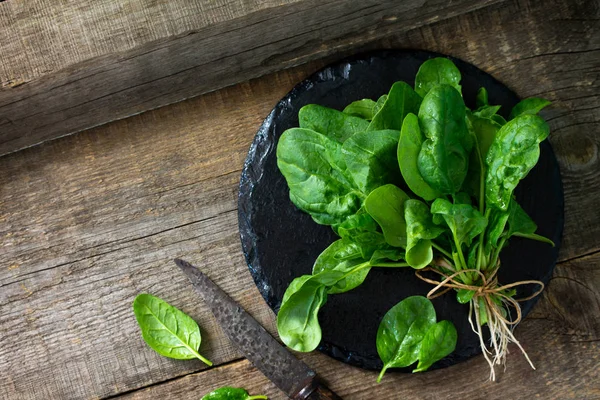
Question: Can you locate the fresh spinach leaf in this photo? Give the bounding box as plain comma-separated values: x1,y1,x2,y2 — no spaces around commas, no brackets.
413,321,457,372
374,94,388,115
201,387,268,400
404,199,445,269
313,238,371,294
415,57,462,98
343,99,377,120
509,98,551,120
299,104,369,142
476,87,489,108
506,199,554,245
368,81,422,131
398,113,442,201
277,276,328,352
343,129,403,194
474,105,502,119
132,294,212,366
376,296,436,381
485,114,550,210
277,128,362,225
431,198,487,248
417,85,472,194
364,184,410,248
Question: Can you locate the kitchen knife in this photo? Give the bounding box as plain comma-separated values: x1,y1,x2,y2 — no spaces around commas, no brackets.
174,259,342,400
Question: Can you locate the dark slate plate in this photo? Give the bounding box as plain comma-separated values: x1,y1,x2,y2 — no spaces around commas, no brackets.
238,50,564,371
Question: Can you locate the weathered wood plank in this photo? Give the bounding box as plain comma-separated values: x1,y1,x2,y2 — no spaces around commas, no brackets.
0,0,598,398
118,254,600,400
0,0,504,156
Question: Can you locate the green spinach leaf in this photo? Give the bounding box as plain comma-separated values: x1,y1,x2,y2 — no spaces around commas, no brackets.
413,320,457,372
376,296,436,381
404,199,446,269
506,199,554,245
476,87,489,108
343,99,377,120
201,387,267,400
277,128,362,225
431,198,487,248
299,104,369,142
398,113,442,201
509,98,551,120
343,129,403,194
277,276,328,352
364,184,410,247
485,114,550,210
417,85,472,194
368,82,422,131
132,294,212,366
415,57,462,98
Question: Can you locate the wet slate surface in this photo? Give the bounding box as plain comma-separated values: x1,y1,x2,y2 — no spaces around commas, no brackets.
238,50,564,371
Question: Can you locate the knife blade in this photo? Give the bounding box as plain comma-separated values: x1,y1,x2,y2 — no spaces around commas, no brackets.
174,259,342,400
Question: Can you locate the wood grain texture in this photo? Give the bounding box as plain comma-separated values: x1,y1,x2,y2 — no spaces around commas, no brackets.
0,0,503,156
0,0,599,398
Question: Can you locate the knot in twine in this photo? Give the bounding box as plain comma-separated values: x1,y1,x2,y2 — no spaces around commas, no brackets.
415,266,545,326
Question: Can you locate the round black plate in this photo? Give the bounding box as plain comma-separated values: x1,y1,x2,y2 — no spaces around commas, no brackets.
238,50,564,371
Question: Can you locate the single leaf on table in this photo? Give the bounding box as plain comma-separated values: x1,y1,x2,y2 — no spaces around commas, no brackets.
367,81,422,131
404,199,446,269
132,294,212,366
398,113,442,201
415,57,462,98
376,296,436,382
343,99,377,120
509,97,551,120
277,276,329,352
298,104,369,142
413,320,457,372
364,184,410,248
343,129,402,194
417,85,473,195
431,198,487,248
201,387,268,400
277,128,362,226
485,114,550,211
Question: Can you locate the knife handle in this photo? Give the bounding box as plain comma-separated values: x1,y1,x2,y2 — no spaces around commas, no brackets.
295,380,342,400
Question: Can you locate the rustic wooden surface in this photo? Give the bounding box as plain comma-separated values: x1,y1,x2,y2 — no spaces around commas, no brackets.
0,0,502,156
1,0,599,399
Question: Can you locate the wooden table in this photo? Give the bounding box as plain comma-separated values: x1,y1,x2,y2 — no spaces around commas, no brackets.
1,0,599,399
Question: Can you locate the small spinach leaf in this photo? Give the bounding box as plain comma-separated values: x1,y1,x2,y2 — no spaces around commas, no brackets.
364,184,410,248
431,198,487,248
476,87,489,108
376,296,436,381
368,82,422,131
506,199,554,245
277,276,328,352
298,104,369,142
417,85,472,194
201,387,268,400
343,99,377,120
132,294,212,366
485,114,550,210
509,98,551,120
413,320,457,372
415,57,462,98
398,113,442,201
404,199,445,269
313,239,371,294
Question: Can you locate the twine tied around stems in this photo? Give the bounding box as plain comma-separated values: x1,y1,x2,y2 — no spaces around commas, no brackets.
414,265,545,325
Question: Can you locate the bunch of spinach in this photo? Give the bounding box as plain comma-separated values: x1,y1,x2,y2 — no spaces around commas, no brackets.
276,57,553,380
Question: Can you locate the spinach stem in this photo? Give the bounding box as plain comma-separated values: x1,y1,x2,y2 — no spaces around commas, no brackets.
372,262,410,268
248,396,268,400
490,236,508,268
476,208,491,270
452,232,468,270
432,242,452,259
